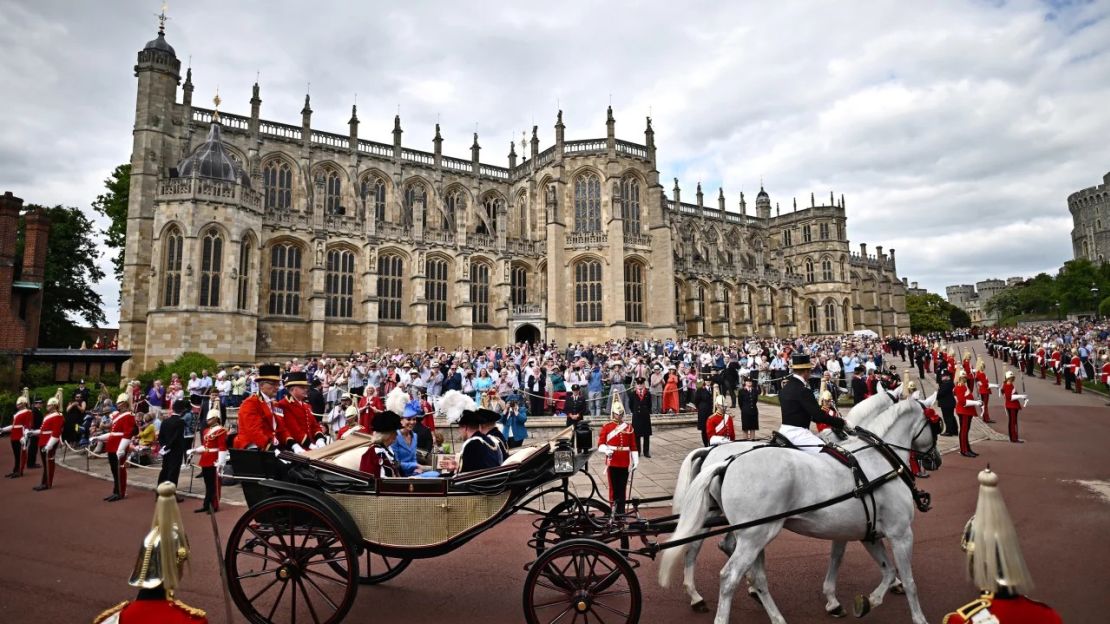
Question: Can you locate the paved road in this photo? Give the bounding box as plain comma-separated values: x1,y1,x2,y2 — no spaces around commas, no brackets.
1,342,1106,623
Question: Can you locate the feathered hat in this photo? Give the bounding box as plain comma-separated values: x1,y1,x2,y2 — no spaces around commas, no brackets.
437,389,477,425
713,385,725,410
962,468,1034,595
385,387,409,416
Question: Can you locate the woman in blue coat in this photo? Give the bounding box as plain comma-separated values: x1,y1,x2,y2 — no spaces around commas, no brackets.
498,395,528,449
392,410,439,477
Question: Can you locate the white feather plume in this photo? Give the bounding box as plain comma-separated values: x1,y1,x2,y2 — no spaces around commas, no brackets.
385,387,409,415
436,390,476,424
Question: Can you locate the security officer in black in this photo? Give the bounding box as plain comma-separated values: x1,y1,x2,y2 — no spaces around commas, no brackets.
155,398,189,494
778,354,846,450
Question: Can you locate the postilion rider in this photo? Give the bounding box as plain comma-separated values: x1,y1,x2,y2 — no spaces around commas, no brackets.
778,353,847,452
597,395,638,516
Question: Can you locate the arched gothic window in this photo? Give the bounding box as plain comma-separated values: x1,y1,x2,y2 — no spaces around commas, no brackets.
821,258,833,281
675,282,684,323
574,173,601,232
471,262,491,324
199,227,223,307
819,222,830,239
237,238,252,311
268,243,302,316
805,259,815,283
696,284,707,318
444,190,465,231
324,170,343,215
723,288,732,323
574,259,602,322
808,302,819,334
511,265,528,307
623,260,644,323
517,193,528,238
161,226,183,307
404,183,427,228
803,225,812,243
824,301,838,333
262,160,292,211
377,254,404,320
478,196,501,235
325,249,355,318
426,258,448,323
621,176,641,234
361,176,387,222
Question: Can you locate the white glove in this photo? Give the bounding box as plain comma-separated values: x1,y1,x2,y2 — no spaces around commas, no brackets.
1023,398,1030,408
709,435,730,445
1012,394,1027,401
158,447,169,457
597,444,613,456
95,433,109,442
292,443,305,454
966,400,982,407
988,383,999,389
185,448,196,457
44,437,58,453
630,451,639,471
274,449,283,457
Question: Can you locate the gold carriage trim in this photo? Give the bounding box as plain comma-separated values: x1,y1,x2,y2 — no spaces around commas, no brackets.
330,490,512,548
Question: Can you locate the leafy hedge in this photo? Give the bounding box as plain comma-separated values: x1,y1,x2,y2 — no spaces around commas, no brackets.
0,383,82,427
135,352,219,387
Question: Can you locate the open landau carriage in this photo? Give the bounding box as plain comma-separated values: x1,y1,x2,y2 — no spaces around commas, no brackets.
226,426,658,624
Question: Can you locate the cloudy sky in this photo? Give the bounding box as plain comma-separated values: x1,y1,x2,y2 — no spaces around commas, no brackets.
2,0,1109,326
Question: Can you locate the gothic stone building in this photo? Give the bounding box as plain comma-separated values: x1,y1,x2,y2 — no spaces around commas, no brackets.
118,27,909,374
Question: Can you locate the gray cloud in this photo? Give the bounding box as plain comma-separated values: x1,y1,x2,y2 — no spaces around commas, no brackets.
2,0,1109,325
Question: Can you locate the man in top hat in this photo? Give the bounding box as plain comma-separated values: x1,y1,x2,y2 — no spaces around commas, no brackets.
191,409,227,513
705,389,735,445
943,469,1061,623
233,364,282,451
597,395,638,515
452,408,502,474
778,353,846,453
277,371,325,452
999,370,1028,444
96,393,136,501
2,395,33,478
31,395,64,491
92,482,208,624
476,407,508,460
155,398,189,493
627,377,654,457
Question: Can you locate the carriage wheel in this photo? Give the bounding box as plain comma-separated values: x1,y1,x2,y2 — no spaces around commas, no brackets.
534,498,630,556
523,539,641,624
326,548,413,585
226,497,359,624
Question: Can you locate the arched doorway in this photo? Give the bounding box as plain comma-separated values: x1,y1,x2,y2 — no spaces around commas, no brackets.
514,324,541,345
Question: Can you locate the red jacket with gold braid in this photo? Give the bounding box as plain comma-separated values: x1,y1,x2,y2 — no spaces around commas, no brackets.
975,370,991,396
706,411,737,439
106,411,136,454
276,397,311,446
93,597,208,623
9,408,32,442
233,394,277,450
38,412,64,448
942,593,1061,624
598,421,637,469
1002,381,1021,410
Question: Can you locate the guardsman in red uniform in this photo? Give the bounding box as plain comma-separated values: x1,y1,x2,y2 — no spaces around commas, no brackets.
943,469,1062,624
1070,354,1084,393
1035,346,1047,379
705,391,736,444
974,359,996,423
32,396,64,491
96,392,136,501
597,395,638,516
192,410,227,513
2,395,33,478
1050,348,1062,385
1000,370,1028,444
1100,352,1110,385
92,482,208,624
277,371,320,452
962,350,973,378
954,370,981,458
233,364,282,450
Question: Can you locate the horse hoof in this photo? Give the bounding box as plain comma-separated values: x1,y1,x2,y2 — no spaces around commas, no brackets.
890,583,905,595
854,595,871,618
747,588,762,606
828,605,847,618
691,600,710,613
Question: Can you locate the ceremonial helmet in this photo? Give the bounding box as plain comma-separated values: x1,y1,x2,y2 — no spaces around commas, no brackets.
818,390,833,406
976,358,985,372
1004,369,1015,380
610,393,626,420
960,469,1034,595
955,368,967,381
713,385,725,410
15,395,28,407
116,392,130,406
129,482,191,594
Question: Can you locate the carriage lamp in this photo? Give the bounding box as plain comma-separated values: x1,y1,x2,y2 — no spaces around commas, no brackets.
553,441,575,474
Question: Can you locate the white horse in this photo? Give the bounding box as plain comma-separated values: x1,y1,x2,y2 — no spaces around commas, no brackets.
670,391,913,617
660,396,940,624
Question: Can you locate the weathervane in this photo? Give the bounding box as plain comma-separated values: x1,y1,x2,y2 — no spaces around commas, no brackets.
157,2,169,34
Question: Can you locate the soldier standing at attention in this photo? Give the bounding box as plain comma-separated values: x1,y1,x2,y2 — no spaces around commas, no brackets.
192,409,227,513
96,393,136,501
32,395,64,491
2,395,33,478
597,396,638,516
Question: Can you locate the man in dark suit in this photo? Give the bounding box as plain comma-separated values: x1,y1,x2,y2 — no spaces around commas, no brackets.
779,354,846,452
722,357,741,407
851,365,869,405
156,398,188,497
307,378,327,422
626,378,654,457
563,385,589,426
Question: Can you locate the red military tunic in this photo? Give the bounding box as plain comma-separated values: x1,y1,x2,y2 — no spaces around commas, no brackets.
1101,361,1110,384
233,394,278,450
105,411,136,454
942,593,1061,624
9,408,32,442
1050,350,1062,371
962,358,972,377
196,425,227,469
1035,347,1046,368
975,370,990,396
1001,381,1021,411
598,421,637,469
815,406,837,433
276,397,311,447
954,383,977,417
93,597,208,623
38,411,64,447
706,411,736,441
1070,355,1083,377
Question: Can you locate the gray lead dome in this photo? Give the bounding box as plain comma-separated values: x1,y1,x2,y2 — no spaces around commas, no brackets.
174,122,250,187
143,31,175,55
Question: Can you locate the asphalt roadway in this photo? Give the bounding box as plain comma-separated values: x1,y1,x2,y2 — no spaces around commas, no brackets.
1,353,1107,623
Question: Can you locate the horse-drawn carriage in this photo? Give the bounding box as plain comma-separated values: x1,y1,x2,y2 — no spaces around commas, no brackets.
226,390,941,624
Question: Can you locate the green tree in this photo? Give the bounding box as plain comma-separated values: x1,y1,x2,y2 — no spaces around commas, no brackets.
16,205,107,347
949,305,971,328
1054,259,1109,315
91,164,130,283
906,293,953,333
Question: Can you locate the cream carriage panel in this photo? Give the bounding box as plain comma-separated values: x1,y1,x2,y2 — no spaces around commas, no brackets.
330,491,512,547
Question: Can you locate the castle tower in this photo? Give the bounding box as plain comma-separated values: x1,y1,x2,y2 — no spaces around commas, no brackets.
755,185,771,219
119,15,181,376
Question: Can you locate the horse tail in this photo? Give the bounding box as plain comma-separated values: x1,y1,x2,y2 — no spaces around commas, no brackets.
659,459,728,588
671,448,707,513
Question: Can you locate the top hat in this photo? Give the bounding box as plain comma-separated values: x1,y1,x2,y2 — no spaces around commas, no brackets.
790,353,814,370
457,409,487,427
284,371,309,387
256,364,281,383
189,394,204,409
172,398,191,414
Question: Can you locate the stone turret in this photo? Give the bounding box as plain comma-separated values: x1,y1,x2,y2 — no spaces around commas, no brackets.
755,186,771,219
